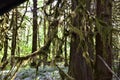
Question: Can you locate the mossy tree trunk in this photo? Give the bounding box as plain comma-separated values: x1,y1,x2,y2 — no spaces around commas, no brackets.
68,0,93,80
11,9,18,67
94,0,113,80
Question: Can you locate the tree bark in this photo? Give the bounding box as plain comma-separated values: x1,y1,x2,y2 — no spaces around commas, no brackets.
68,0,93,80
11,9,18,67
1,15,9,62
31,0,38,67
1,33,8,62
94,0,112,80
32,0,37,52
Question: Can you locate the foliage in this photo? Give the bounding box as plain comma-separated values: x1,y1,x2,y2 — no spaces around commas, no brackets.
0,0,119,80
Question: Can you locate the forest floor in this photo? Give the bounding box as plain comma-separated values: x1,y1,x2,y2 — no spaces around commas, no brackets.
0,66,119,80
0,65,67,80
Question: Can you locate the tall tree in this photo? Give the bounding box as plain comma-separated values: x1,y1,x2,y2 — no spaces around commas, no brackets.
1,33,8,62
31,0,38,66
1,14,9,62
11,9,18,67
68,0,93,80
94,0,113,80
32,0,38,52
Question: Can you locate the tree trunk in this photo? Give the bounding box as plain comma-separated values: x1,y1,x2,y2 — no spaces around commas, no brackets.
32,0,37,52
94,0,112,80
64,34,68,67
11,9,18,67
1,33,8,62
68,0,93,80
31,0,38,67
1,15,9,62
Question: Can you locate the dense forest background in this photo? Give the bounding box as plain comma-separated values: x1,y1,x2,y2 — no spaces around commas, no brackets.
0,0,120,80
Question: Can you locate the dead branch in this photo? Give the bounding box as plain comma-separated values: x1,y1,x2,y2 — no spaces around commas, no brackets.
98,55,120,80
